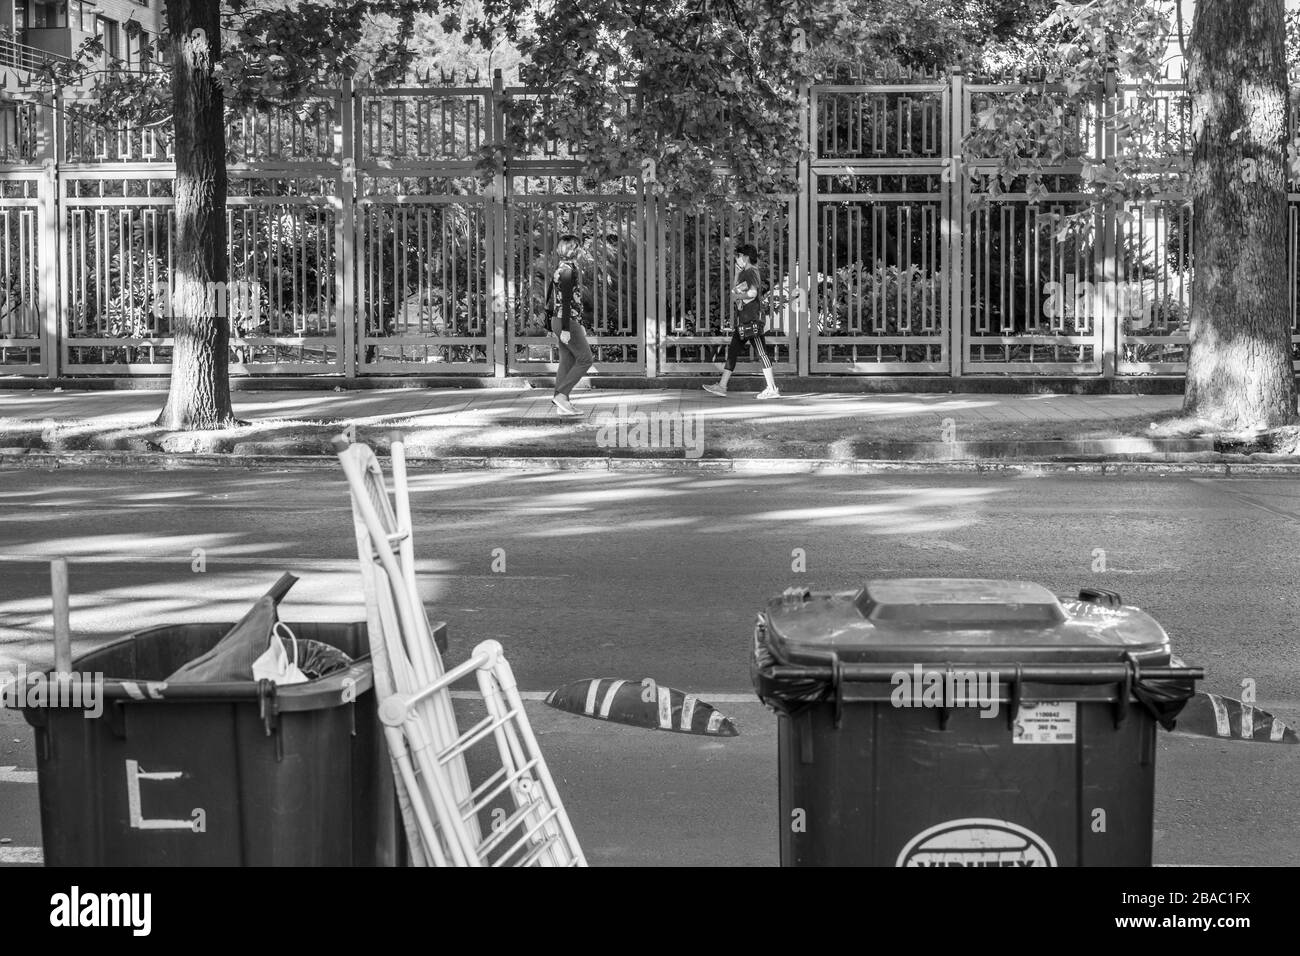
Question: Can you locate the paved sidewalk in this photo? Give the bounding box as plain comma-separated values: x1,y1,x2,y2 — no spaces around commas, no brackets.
0,386,1182,429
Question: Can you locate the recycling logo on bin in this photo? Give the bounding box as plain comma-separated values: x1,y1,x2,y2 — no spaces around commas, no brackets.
897,818,1057,867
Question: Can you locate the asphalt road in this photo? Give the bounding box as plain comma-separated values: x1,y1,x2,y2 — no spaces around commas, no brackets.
0,466,1296,866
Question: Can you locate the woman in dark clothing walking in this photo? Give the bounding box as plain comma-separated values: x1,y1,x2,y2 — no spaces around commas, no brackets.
702,242,781,399
545,233,594,416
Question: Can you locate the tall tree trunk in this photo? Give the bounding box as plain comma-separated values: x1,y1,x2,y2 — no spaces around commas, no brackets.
1184,0,1297,429
155,0,235,430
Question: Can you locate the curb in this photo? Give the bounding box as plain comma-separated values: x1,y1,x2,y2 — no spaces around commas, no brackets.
848,438,1218,459
4,449,1300,476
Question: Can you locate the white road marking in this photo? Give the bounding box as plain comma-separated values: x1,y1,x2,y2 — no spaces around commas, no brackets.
583,680,600,716
0,847,42,864
0,768,37,784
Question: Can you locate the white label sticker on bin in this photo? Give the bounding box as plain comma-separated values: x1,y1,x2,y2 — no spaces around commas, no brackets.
897,819,1057,867
1012,701,1077,744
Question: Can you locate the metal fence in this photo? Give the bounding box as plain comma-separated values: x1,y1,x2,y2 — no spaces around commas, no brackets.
1,71,1298,379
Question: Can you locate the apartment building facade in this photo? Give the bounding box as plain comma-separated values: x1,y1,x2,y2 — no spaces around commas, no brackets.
0,1,162,159
1,0,162,77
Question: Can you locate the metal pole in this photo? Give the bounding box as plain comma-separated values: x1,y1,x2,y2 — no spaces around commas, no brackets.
490,69,508,379
51,559,72,676
642,171,658,378
947,71,965,377
1100,68,1119,379
42,90,60,379
797,80,811,378
338,77,356,379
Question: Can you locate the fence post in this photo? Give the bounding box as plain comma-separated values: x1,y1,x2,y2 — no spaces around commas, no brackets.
338,77,356,378
41,90,60,379
1099,68,1118,379
796,79,811,377
489,69,508,379
947,71,965,377
641,173,658,378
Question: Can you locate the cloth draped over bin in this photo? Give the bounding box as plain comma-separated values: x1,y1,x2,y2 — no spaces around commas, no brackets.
165,573,353,683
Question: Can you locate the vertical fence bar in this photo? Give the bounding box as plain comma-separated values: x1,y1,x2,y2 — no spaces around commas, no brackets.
642,172,658,377
947,71,965,376
339,78,356,377
658,189,668,373
1099,69,1118,378
797,79,811,376
43,91,60,379
489,70,507,378
354,87,369,373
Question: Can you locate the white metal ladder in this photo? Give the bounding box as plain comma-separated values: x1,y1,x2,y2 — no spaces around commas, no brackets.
336,437,586,867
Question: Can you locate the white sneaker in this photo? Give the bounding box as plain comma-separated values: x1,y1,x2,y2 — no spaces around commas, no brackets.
756,386,781,400
551,395,581,416
702,383,729,397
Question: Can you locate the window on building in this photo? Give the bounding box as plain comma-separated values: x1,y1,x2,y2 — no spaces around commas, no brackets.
96,15,120,61
33,2,68,29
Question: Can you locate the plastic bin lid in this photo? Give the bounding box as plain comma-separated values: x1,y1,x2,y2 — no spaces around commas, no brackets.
763,578,1171,654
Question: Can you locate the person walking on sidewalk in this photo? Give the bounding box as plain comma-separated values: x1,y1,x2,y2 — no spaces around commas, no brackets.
545,233,594,416
703,242,780,399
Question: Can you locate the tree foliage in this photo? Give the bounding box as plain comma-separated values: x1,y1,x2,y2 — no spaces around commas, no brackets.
452,1,1056,209
966,0,1297,428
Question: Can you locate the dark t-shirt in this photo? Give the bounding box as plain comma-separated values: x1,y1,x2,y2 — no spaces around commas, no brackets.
553,262,579,332
735,266,762,326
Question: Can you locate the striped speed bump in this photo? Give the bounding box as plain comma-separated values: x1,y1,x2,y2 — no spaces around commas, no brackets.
1174,692,1297,744
544,678,739,736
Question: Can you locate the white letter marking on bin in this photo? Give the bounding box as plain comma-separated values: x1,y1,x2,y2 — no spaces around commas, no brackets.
125,759,197,831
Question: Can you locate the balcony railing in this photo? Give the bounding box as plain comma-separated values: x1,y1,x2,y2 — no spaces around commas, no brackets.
0,36,72,73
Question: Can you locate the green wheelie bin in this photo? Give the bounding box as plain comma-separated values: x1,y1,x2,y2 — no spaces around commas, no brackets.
752,579,1203,867
12,620,446,866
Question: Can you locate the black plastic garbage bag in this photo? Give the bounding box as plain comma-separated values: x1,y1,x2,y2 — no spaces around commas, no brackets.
294,639,354,680
1133,674,1198,731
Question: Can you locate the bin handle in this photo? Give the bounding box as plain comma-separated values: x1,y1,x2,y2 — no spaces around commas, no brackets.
1114,653,1136,730
258,679,279,737
832,656,845,729
1006,663,1023,731
938,662,952,731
